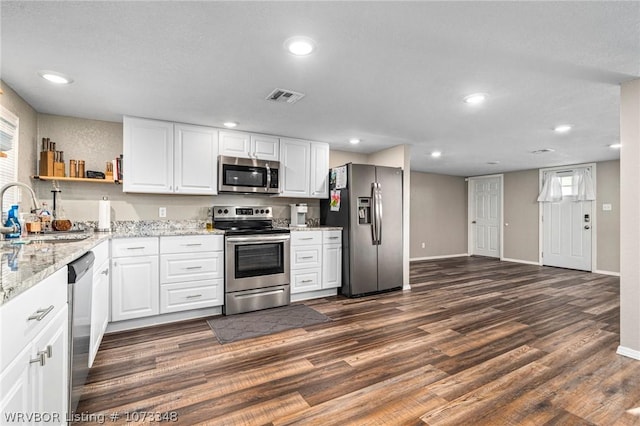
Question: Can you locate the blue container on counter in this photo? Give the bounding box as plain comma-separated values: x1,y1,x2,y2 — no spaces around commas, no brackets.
4,204,21,239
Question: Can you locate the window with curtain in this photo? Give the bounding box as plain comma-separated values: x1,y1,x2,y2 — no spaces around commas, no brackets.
538,167,595,202
0,105,20,216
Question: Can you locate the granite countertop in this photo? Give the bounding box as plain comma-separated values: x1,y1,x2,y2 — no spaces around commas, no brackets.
0,226,224,307
286,226,343,231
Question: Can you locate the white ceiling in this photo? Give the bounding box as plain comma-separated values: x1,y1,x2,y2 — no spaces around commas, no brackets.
2,1,638,176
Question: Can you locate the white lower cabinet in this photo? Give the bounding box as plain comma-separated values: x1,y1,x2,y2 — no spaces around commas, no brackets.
0,267,68,425
290,230,343,298
159,235,224,314
89,240,110,367
322,230,342,289
290,231,323,294
111,238,160,322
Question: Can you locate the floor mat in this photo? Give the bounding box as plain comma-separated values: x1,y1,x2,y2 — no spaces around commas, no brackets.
206,304,332,344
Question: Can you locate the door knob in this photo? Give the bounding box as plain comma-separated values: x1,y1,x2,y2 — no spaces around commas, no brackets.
584,225,590,230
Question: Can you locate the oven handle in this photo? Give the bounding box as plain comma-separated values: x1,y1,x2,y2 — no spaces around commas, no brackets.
266,163,271,192
226,234,291,243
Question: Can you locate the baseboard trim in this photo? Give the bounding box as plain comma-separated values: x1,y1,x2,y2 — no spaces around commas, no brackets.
501,257,541,266
106,306,222,333
617,345,640,360
410,253,469,261
594,269,620,277
291,288,338,302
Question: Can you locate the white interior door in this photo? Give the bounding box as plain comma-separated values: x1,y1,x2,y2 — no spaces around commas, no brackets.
542,171,593,271
470,177,501,258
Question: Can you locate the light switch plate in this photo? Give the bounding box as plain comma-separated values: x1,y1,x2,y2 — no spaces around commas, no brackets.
159,207,167,217
602,203,612,211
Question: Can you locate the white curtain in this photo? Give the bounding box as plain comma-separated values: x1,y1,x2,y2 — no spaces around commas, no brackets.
537,172,563,202
573,168,596,201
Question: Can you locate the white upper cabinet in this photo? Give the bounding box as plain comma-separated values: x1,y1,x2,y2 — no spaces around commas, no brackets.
310,142,330,198
174,124,218,194
280,139,329,198
280,138,311,197
123,117,218,195
219,131,279,161
123,117,174,193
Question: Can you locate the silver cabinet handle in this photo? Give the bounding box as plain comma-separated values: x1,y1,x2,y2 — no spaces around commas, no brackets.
101,268,109,275
184,266,203,270
300,279,313,283
584,225,590,230
127,246,146,250
300,256,314,259
300,237,313,240
28,305,54,321
30,352,46,366
182,243,202,247
45,345,53,358
327,236,339,239
186,294,202,299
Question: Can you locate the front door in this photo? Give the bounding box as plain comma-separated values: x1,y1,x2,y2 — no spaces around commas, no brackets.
470,176,501,258
542,171,593,271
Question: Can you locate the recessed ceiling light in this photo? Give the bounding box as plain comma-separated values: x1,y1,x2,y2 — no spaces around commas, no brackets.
609,143,622,149
38,70,73,85
284,36,316,56
431,151,442,158
223,121,238,128
463,93,488,105
553,124,572,133
349,138,360,145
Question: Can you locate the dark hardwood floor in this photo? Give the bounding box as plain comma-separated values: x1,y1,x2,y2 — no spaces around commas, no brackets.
76,257,638,425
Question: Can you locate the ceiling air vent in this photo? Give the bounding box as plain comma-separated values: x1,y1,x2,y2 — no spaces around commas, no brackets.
531,148,555,154
266,88,305,104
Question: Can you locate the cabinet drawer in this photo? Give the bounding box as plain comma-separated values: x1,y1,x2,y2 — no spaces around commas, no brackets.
160,252,223,284
291,231,322,246
160,279,223,313
291,245,322,269
111,237,159,257
0,267,67,371
323,230,342,244
160,235,223,254
291,268,322,294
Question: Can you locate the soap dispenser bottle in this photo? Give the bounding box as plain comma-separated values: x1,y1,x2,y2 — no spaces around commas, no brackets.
4,204,21,239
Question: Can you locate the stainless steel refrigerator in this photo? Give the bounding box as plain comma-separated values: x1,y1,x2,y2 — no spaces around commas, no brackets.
320,163,403,297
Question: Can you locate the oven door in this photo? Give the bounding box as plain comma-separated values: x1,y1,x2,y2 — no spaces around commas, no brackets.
225,234,290,292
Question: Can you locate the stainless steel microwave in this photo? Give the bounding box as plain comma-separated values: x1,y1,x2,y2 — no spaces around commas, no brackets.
218,155,280,194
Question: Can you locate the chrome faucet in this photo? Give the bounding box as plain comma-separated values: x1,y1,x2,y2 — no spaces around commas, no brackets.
0,182,41,237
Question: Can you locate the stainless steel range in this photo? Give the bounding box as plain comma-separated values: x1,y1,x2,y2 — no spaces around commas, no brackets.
213,206,291,315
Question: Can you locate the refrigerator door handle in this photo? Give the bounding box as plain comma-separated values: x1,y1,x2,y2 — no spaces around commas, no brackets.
375,183,383,244
371,182,378,244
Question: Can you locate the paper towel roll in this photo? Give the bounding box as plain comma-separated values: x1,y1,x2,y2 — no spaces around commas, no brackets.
98,198,111,231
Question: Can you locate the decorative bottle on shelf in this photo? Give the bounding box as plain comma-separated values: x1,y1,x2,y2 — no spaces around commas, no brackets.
4,204,21,239
38,202,52,232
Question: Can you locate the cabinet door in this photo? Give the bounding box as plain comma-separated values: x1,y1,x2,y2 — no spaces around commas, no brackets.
280,138,310,197
310,142,330,198
32,306,68,424
219,131,251,158
174,124,218,194
251,134,279,161
89,258,109,368
123,117,174,193
0,346,32,423
111,256,159,322
323,244,342,289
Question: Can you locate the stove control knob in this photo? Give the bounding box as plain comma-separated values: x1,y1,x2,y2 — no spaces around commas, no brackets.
255,209,259,214
265,209,270,214
260,209,265,214
223,209,229,214
217,209,222,214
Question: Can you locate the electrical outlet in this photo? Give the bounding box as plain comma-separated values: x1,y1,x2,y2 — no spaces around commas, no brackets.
421,242,426,249
159,207,167,218
602,203,612,211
